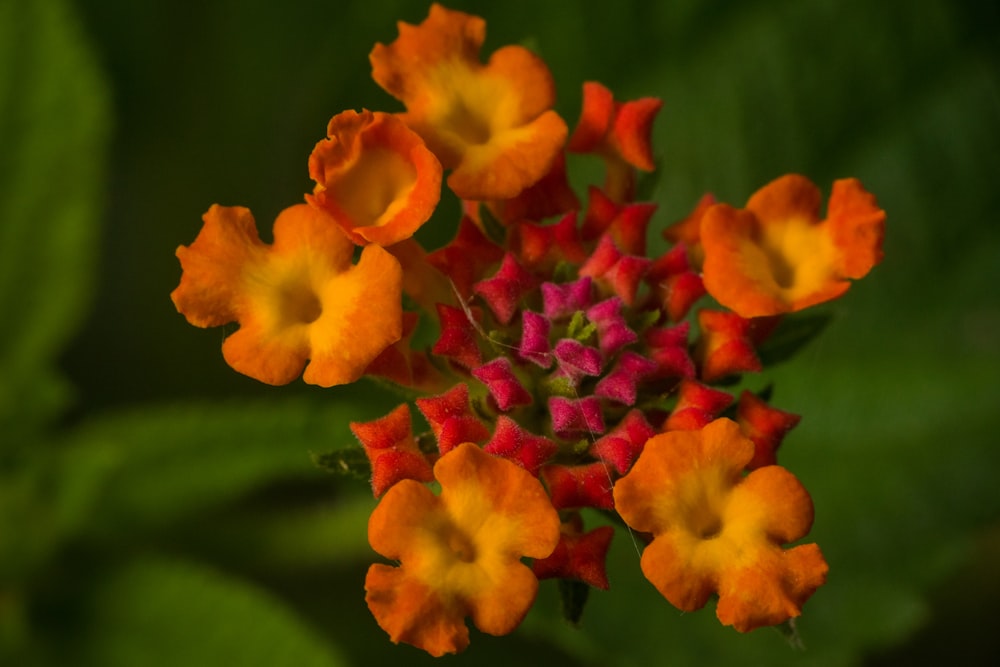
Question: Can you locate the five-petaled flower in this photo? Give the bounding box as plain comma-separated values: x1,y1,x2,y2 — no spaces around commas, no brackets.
613,418,829,631
365,443,560,656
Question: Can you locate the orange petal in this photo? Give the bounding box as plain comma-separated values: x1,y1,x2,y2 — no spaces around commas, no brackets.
639,528,717,612
365,564,470,657
466,561,540,636
715,543,828,632
308,109,441,245
171,205,265,327
827,177,886,278
302,241,403,386
367,477,443,560
728,465,814,544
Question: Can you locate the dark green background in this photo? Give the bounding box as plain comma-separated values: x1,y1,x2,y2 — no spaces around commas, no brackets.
2,0,998,665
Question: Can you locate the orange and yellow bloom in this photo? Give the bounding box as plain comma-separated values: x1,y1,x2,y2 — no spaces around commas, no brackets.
701,174,885,317
613,418,829,631
370,4,568,201
171,203,402,386
308,109,442,246
365,443,560,656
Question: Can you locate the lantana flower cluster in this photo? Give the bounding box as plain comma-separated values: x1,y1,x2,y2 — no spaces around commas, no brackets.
171,4,885,657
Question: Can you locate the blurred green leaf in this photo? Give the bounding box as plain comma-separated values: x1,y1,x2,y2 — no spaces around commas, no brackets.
0,0,110,437
0,443,116,583
64,398,366,531
178,496,375,571
71,557,348,667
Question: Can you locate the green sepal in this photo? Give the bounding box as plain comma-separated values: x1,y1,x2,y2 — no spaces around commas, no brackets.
756,312,833,366
310,447,371,481
557,578,591,626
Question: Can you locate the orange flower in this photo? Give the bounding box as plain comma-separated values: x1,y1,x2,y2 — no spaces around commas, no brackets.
701,174,885,317
370,4,568,201
613,418,828,632
366,443,560,656
171,203,402,386
307,109,442,246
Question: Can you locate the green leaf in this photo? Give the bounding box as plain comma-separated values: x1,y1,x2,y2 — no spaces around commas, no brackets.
177,496,375,570
64,398,372,531
0,443,117,582
0,0,110,436
70,557,348,667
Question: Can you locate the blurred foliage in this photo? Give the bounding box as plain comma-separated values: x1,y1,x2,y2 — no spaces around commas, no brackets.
0,0,997,665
